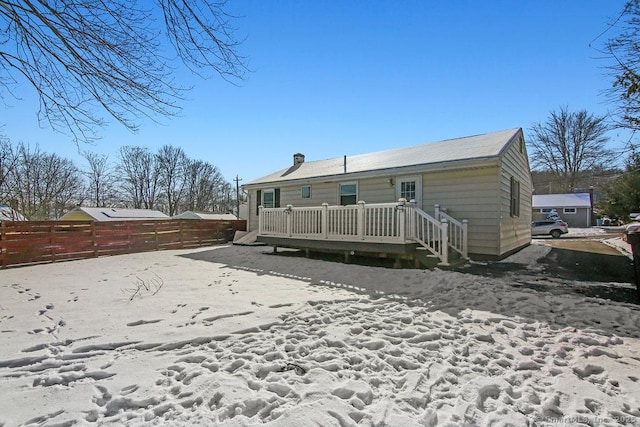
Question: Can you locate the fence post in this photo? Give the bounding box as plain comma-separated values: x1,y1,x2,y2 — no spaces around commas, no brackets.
357,201,365,240
286,205,293,237
322,203,329,239
1,221,6,269
154,222,159,250
92,222,98,258
258,205,264,234
440,218,449,265
462,219,469,258
50,223,56,262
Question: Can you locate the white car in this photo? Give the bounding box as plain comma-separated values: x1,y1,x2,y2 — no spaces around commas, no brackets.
531,220,568,238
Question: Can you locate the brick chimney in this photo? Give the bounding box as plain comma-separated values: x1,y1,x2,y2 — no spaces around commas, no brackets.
293,153,305,166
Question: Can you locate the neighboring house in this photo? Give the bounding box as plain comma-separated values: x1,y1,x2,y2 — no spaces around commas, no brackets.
243,128,532,262
60,207,169,221
172,211,238,220
532,193,592,228
0,205,27,222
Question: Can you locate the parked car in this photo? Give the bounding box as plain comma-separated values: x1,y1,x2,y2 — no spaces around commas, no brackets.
531,220,568,238
601,216,621,226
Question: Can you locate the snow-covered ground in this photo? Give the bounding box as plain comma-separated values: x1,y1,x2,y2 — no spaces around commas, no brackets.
0,239,639,426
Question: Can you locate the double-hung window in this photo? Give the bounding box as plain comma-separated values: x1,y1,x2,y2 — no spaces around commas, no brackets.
339,183,357,205
262,189,275,208
510,177,520,217
301,185,311,199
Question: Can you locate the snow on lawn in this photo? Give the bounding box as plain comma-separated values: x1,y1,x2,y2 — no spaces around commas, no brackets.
1,245,639,426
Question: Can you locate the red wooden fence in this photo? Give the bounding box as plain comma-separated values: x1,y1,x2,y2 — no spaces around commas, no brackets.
0,219,246,268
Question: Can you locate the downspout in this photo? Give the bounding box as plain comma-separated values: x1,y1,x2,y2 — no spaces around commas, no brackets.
343,155,347,173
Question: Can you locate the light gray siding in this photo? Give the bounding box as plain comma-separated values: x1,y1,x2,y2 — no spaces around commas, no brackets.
498,133,532,255
421,166,501,256
358,177,396,204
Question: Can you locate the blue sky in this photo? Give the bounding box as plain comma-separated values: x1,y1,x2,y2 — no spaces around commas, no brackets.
0,1,631,184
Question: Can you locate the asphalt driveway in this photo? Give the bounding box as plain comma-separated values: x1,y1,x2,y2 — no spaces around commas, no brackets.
459,234,639,304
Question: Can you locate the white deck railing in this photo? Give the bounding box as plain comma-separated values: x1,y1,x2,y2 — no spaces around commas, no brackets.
258,200,467,265
434,204,468,259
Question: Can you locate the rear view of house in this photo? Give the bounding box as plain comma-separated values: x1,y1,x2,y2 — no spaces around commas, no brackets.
243,128,532,262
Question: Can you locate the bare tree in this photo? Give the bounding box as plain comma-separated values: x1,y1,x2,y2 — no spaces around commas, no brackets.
156,145,187,216
603,0,640,130
181,159,224,212
0,135,16,202
528,107,613,192
117,146,159,209
4,142,82,219
82,151,116,207
0,0,246,142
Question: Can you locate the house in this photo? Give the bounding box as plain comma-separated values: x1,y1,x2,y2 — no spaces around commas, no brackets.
532,193,592,228
172,211,238,220
60,207,170,221
242,128,532,263
0,205,26,222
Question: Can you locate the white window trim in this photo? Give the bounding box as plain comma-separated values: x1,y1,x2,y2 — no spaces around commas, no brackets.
262,188,275,208
338,181,358,205
301,185,311,199
540,208,553,213
563,207,577,214
395,175,422,206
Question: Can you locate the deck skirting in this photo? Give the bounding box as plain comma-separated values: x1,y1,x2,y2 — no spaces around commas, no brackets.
257,236,419,256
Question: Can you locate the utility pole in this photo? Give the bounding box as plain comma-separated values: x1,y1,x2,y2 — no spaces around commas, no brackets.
234,175,242,218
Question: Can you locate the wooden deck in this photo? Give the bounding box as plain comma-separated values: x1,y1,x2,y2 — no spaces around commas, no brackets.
258,200,467,265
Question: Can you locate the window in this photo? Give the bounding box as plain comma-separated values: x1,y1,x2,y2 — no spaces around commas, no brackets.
510,177,520,217
262,189,275,208
563,207,577,214
396,176,422,205
260,189,279,208
540,208,553,213
339,183,357,205
400,180,416,202
301,185,311,199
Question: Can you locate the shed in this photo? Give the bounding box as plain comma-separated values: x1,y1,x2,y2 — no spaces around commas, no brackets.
243,128,532,262
172,211,238,220
60,207,169,221
532,193,592,228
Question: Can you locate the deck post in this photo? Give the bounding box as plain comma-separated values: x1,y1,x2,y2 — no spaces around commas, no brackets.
286,205,293,237
398,198,406,242
322,203,329,239
434,204,440,221
462,219,469,258
357,200,365,240
258,205,264,234
440,218,449,265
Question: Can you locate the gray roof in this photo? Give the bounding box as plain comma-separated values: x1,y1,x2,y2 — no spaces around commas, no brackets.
173,211,238,220
246,128,522,186
532,193,592,208
66,207,169,221
0,205,26,221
